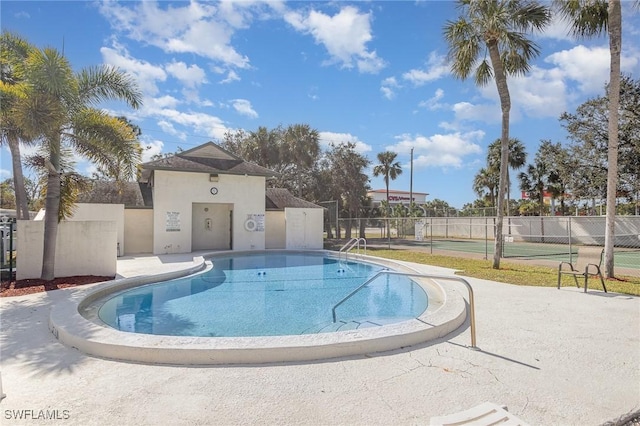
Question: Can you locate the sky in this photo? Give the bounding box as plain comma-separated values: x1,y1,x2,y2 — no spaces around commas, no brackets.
1,1,639,208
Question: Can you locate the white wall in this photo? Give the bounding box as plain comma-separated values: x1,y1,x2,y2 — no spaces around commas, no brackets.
70,203,124,255
266,211,286,249
151,171,266,254
17,220,117,280
285,208,323,249
124,209,153,255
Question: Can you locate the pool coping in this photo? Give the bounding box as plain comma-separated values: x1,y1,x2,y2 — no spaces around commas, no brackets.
49,250,468,365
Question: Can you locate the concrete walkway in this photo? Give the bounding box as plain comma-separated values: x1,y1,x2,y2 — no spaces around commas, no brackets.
1,253,638,425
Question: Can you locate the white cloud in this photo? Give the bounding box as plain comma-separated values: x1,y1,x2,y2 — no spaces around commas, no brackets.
231,99,258,118
220,70,241,84
155,109,230,140
165,61,207,89
380,77,400,100
403,52,449,86
546,45,611,94
546,44,639,95
100,45,167,96
319,132,372,154
284,6,386,73
141,139,165,162
452,101,502,124
536,13,574,41
99,1,251,68
418,88,445,110
157,120,187,141
0,169,10,179
387,131,484,169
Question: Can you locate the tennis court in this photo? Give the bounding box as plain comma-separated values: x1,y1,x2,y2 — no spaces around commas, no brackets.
364,237,638,272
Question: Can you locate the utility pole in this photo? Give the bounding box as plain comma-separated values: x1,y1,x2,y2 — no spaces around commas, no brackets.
409,147,414,216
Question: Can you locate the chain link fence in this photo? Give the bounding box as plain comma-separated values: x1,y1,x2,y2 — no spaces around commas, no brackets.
329,216,640,277
1,217,17,283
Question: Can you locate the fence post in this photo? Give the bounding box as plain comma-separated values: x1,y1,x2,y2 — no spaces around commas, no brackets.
485,217,488,260
430,219,433,254
568,217,573,264
9,219,14,283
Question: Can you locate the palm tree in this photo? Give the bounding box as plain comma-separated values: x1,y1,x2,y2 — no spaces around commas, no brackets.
283,124,320,198
373,151,402,238
487,138,527,214
473,166,499,206
0,32,36,220
443,0,550,269
12,44,142,280
555,0,621,277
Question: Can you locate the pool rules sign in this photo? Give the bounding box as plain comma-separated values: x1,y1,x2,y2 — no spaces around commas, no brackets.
166,211,181,232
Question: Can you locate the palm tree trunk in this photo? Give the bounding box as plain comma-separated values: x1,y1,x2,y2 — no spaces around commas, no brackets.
41,137,62,281
488,41,511,269
8,136,30,220
604,0,621,278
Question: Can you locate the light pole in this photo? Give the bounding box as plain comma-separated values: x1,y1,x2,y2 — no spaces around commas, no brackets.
409,147,414,216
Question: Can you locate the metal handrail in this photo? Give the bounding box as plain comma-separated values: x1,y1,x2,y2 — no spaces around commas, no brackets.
331,271,478,349
338,237,366,260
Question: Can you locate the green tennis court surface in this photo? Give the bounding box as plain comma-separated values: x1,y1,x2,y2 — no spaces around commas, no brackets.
381,238,639,270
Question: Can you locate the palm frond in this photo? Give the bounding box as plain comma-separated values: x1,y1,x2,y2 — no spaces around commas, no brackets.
553,0,608,38
475,59,494,86
25,47,77,100
77,65,142,109
69,108,142,182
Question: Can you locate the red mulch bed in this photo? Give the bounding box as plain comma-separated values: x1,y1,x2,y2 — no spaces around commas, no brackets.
1,275,114,297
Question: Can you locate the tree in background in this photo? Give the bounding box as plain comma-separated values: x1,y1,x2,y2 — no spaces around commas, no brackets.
518,158,556,217
323,142,370,240
561,76,640,215
555,0,622,277
221,124,320,199
8,40,142,280
372,151,402,238
487,138,527,214
0,32,36,220
283,124,320,198
444,0,550,269
536,140,572,215
473,167,499,207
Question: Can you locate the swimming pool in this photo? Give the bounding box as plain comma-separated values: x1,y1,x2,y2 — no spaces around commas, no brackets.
97,252,428,337
49,250,468,365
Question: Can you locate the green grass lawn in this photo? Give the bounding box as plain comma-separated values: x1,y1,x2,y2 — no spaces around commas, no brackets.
366,248,640,296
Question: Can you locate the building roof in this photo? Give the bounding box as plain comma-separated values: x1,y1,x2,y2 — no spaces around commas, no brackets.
76,181,152,207
265,188,322,210
139,142,279,182
368,189,429,195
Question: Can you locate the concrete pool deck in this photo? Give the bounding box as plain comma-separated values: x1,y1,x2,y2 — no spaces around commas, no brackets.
1,252,639,425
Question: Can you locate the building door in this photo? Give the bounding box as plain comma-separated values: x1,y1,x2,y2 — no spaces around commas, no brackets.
192,203,231,251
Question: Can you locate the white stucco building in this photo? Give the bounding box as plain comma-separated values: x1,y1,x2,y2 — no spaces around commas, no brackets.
17,142,324,279
367,189,428,207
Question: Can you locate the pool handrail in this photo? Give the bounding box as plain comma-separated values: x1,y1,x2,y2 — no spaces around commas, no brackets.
331,271,478,349
338,237,367,260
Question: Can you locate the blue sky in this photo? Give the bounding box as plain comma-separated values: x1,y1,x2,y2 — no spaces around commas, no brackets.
2,1,639,208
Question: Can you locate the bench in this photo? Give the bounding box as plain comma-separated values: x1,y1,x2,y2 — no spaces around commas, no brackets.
557,248,607,293
430,402,529,426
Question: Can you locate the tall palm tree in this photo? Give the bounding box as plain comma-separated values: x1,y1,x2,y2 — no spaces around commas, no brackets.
443,0,550,269
487,137,527,214
13,44,142,280
373,151,403,214
0,32,36,220
555,0,621,277
373,151,402,239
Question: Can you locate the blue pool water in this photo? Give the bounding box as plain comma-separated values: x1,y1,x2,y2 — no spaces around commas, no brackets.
98,252,428,337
